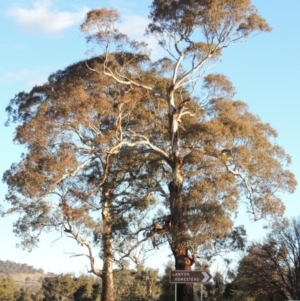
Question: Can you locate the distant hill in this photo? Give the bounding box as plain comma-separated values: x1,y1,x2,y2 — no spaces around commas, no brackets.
0,260,45,275
0,260,55,289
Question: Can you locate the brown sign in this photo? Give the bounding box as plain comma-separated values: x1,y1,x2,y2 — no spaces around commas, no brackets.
169,270,211,283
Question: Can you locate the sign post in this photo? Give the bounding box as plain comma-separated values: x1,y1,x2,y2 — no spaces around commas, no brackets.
170,270,212,284
201,283,203,301
170,270,212,301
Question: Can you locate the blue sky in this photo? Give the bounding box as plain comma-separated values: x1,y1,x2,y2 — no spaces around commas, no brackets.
0,0,299,275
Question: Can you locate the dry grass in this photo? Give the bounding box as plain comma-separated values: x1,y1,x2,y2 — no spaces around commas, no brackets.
0,272,45,289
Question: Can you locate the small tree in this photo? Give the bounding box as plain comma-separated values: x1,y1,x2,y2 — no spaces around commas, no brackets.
42,274,76,301
114,265,161,301
234,217,300,301
17,289,34,301
41,274,100,301
158,262,175,301
204,272,225,301
0,277,19,301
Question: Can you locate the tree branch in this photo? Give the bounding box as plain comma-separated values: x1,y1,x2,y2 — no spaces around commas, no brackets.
55,157,93,185
85,62,168,100
225,163,258,220
64,224,102,277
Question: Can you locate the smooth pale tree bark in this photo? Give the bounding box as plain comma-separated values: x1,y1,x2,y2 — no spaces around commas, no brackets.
101,194,114,301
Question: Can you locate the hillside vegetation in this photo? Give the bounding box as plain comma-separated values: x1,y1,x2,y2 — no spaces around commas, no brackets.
0,260,53,289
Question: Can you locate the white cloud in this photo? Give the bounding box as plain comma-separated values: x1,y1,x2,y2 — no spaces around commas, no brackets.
117,12,162,60
0,67,52,89
119,14,148,40
6,0,89,36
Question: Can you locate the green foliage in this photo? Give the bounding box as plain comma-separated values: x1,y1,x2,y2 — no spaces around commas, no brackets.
222,282,241,301
0,277,19,301
158,262,175,301
73,275,101,301
41,274,101,301
203,272,225,301
42,274,76,301
114,265,161,301
17,289,34,301
0,274,101,301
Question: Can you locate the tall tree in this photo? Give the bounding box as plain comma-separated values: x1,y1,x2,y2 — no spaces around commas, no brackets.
233,217,300,301
3,57,164,301
80,1,296,300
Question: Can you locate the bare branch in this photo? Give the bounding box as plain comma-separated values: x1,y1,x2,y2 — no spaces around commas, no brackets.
225,163,258,220
106,135,169,162
55,157,93,185
172,50,185,86
85,62,168,100
95,153,112,191
64,226,102,277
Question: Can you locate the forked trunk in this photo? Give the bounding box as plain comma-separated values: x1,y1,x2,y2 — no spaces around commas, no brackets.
101,198,114,301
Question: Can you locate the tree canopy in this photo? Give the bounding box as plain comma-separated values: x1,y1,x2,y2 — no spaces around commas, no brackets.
3,56,168,301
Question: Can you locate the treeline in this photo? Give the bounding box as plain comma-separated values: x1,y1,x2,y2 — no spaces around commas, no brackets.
0,260,45,275
0,265,161,301
0,273,99,301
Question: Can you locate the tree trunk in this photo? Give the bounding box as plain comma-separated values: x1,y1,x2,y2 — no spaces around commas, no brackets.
168,90,195,301
169,160,195,301
173,245,194,301
101,198,114,301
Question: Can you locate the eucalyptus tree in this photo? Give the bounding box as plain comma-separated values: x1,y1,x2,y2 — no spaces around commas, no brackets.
3,57,165,301
80,1,296,300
